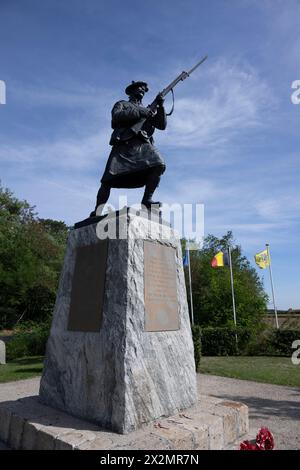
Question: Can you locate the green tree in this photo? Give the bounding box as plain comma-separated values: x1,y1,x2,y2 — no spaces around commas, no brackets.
183,232,268,330
0,184,69,328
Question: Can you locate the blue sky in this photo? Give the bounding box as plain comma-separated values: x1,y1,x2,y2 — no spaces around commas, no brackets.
0,0,299,309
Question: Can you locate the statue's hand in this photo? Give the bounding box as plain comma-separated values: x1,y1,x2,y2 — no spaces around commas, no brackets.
155,93,165,106
140,107,155,118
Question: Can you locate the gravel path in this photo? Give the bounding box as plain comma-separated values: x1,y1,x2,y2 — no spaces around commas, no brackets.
197,374,300,450
1,374,299,450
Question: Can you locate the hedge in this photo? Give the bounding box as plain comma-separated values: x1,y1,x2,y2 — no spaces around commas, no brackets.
200,327,252,356
267,329,300,356
5,320,300,363
6,320,51,361
198,326,300,357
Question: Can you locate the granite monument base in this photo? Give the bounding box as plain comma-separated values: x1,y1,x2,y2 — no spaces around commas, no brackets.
39,208,197,434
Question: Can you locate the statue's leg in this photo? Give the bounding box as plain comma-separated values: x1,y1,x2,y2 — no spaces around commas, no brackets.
141,166,164,209
90,183,111,217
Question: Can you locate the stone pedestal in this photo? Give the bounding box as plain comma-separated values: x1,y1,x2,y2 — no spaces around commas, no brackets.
39,208,197,434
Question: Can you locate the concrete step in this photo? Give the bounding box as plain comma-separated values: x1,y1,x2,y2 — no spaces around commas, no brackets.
0,440,10,450
0,378,248,450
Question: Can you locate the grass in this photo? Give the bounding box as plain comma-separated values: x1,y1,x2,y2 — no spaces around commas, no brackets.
1,355,299,387
0,356,44,383
200,356,300,387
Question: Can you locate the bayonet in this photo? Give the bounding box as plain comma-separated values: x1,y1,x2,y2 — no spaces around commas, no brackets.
131,55,208,135
160,55,208,98
187,55,208,75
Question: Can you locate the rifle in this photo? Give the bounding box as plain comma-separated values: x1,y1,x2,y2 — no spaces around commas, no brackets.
131,55,208,134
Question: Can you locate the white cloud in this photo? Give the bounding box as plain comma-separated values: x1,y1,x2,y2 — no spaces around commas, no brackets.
2,59,276,178
158,59,275,150
0,129,110,171
10,81,115,112
255,196,300,221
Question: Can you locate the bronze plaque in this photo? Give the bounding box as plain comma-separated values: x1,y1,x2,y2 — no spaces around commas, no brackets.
144,241,179,332
68,240,108,332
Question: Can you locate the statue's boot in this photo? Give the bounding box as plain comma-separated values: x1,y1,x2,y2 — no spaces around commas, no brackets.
90,183,111,217
141,166,163,209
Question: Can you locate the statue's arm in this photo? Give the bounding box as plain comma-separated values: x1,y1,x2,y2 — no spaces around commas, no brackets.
152,105,167,130
111,101,149,129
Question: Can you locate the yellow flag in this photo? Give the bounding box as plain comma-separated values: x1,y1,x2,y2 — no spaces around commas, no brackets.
255,249,270,269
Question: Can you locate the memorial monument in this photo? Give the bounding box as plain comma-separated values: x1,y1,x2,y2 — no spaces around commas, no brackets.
39,59,207,433
39,209,197,433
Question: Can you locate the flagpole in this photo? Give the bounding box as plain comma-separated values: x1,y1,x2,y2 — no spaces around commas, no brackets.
187,248,194,326
228,246,238,347
266,243,279,329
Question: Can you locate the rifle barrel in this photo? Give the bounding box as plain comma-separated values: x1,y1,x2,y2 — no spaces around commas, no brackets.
160,55,208,98
161,72,187,97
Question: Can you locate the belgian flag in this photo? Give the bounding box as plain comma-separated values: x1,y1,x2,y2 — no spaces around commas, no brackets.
211,251,229,267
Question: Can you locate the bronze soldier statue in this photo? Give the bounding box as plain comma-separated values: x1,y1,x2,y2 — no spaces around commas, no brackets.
90,81,167,216
90,56,207,217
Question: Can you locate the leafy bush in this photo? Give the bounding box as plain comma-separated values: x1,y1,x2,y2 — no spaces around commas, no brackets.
243,328,275,356
243,327,300,356
198,326,300,357
0,184,69,328
200,327,253,356
192,325,202,371
6,319,51,360
268,329,300,356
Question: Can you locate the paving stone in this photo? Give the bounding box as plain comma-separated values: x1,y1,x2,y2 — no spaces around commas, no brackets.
201,401,238,445
219,401,249,436
8,414,25,450
0,377,249,450
0,407,11,443
150,420,195,449
166,418,209,450
0,440,10,450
